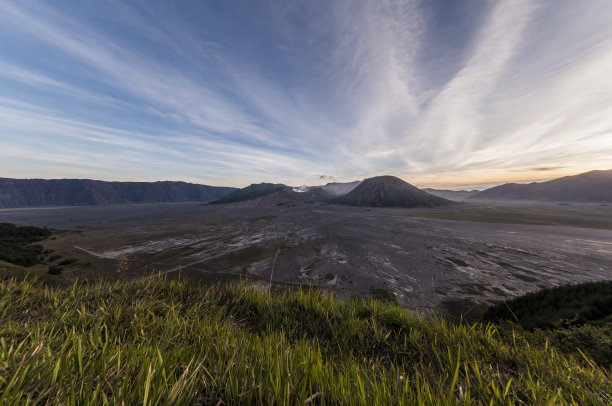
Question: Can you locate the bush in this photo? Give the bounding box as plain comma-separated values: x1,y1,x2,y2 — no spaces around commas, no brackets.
484,281,612,367
58,258,77,266
0,223,52,266
484,281,612,329
47,266,63,275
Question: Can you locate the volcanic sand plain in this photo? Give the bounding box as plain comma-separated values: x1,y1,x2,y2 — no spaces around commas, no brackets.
1,201,611,320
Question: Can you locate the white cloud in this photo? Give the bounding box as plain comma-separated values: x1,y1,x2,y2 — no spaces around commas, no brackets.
0,0,611,187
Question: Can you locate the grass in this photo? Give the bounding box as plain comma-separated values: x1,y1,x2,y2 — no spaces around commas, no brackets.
484,281,612,329
0,276,611,405
484,281,612,368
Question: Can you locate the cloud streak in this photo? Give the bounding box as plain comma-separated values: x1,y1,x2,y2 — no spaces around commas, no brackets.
0,0,611,187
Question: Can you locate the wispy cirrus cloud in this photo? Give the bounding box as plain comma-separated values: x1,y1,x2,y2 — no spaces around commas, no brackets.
412,0,534,164
0,0,611,187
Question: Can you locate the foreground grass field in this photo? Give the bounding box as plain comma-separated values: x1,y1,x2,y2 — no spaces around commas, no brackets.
1,276,611,405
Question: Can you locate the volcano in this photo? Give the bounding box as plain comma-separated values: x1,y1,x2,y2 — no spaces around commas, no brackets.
331,175,453,208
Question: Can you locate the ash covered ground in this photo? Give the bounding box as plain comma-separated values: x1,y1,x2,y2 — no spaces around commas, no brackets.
1,201,611,319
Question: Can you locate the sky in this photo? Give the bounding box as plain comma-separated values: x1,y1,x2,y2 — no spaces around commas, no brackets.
1,0,611,189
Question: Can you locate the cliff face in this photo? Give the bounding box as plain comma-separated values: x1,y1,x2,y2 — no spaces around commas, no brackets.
0,178,237,208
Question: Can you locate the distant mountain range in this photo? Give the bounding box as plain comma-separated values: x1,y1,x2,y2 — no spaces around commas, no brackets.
332,176,453,208
2,170,610,208
207,177,452,208
469,170,612,202
0,178,236,208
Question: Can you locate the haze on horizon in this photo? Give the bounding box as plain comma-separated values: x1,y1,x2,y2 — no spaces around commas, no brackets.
1,0,611,190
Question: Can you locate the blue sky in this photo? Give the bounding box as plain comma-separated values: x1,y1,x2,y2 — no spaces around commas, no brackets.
1,0,611,189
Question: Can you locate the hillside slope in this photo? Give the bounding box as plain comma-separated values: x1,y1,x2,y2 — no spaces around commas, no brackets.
208,182,287,204
312,181,361,198
0,178,236,208
333,176,453,208
0,276,610,404
470,170,612,202
423,188,479,201
485,281,612,329
484,281,612,367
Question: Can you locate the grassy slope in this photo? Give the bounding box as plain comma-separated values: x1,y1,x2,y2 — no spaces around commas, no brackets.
484,281,612,368
484,281,612,329
1,277,610,405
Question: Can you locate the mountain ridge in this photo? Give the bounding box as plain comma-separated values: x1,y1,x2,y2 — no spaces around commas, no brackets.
208,182,288,205
470,170,612,202
0,178,236,208
3,169,611,208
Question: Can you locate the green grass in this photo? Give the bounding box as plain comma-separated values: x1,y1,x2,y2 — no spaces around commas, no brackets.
484,281,612,329
1,276,610,405
484,281,612,368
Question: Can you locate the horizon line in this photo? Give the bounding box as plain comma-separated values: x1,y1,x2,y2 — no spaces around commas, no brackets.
3,168,609,191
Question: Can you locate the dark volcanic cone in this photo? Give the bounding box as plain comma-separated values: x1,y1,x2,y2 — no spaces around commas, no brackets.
208,183,288,204
331,175,453,208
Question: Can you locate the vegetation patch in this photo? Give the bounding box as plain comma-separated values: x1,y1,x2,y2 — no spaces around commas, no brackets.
0,223,52,266
484,281,612,367
484,281,612,329
47,266,63,275
369,287,398,304
58,258,78,266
